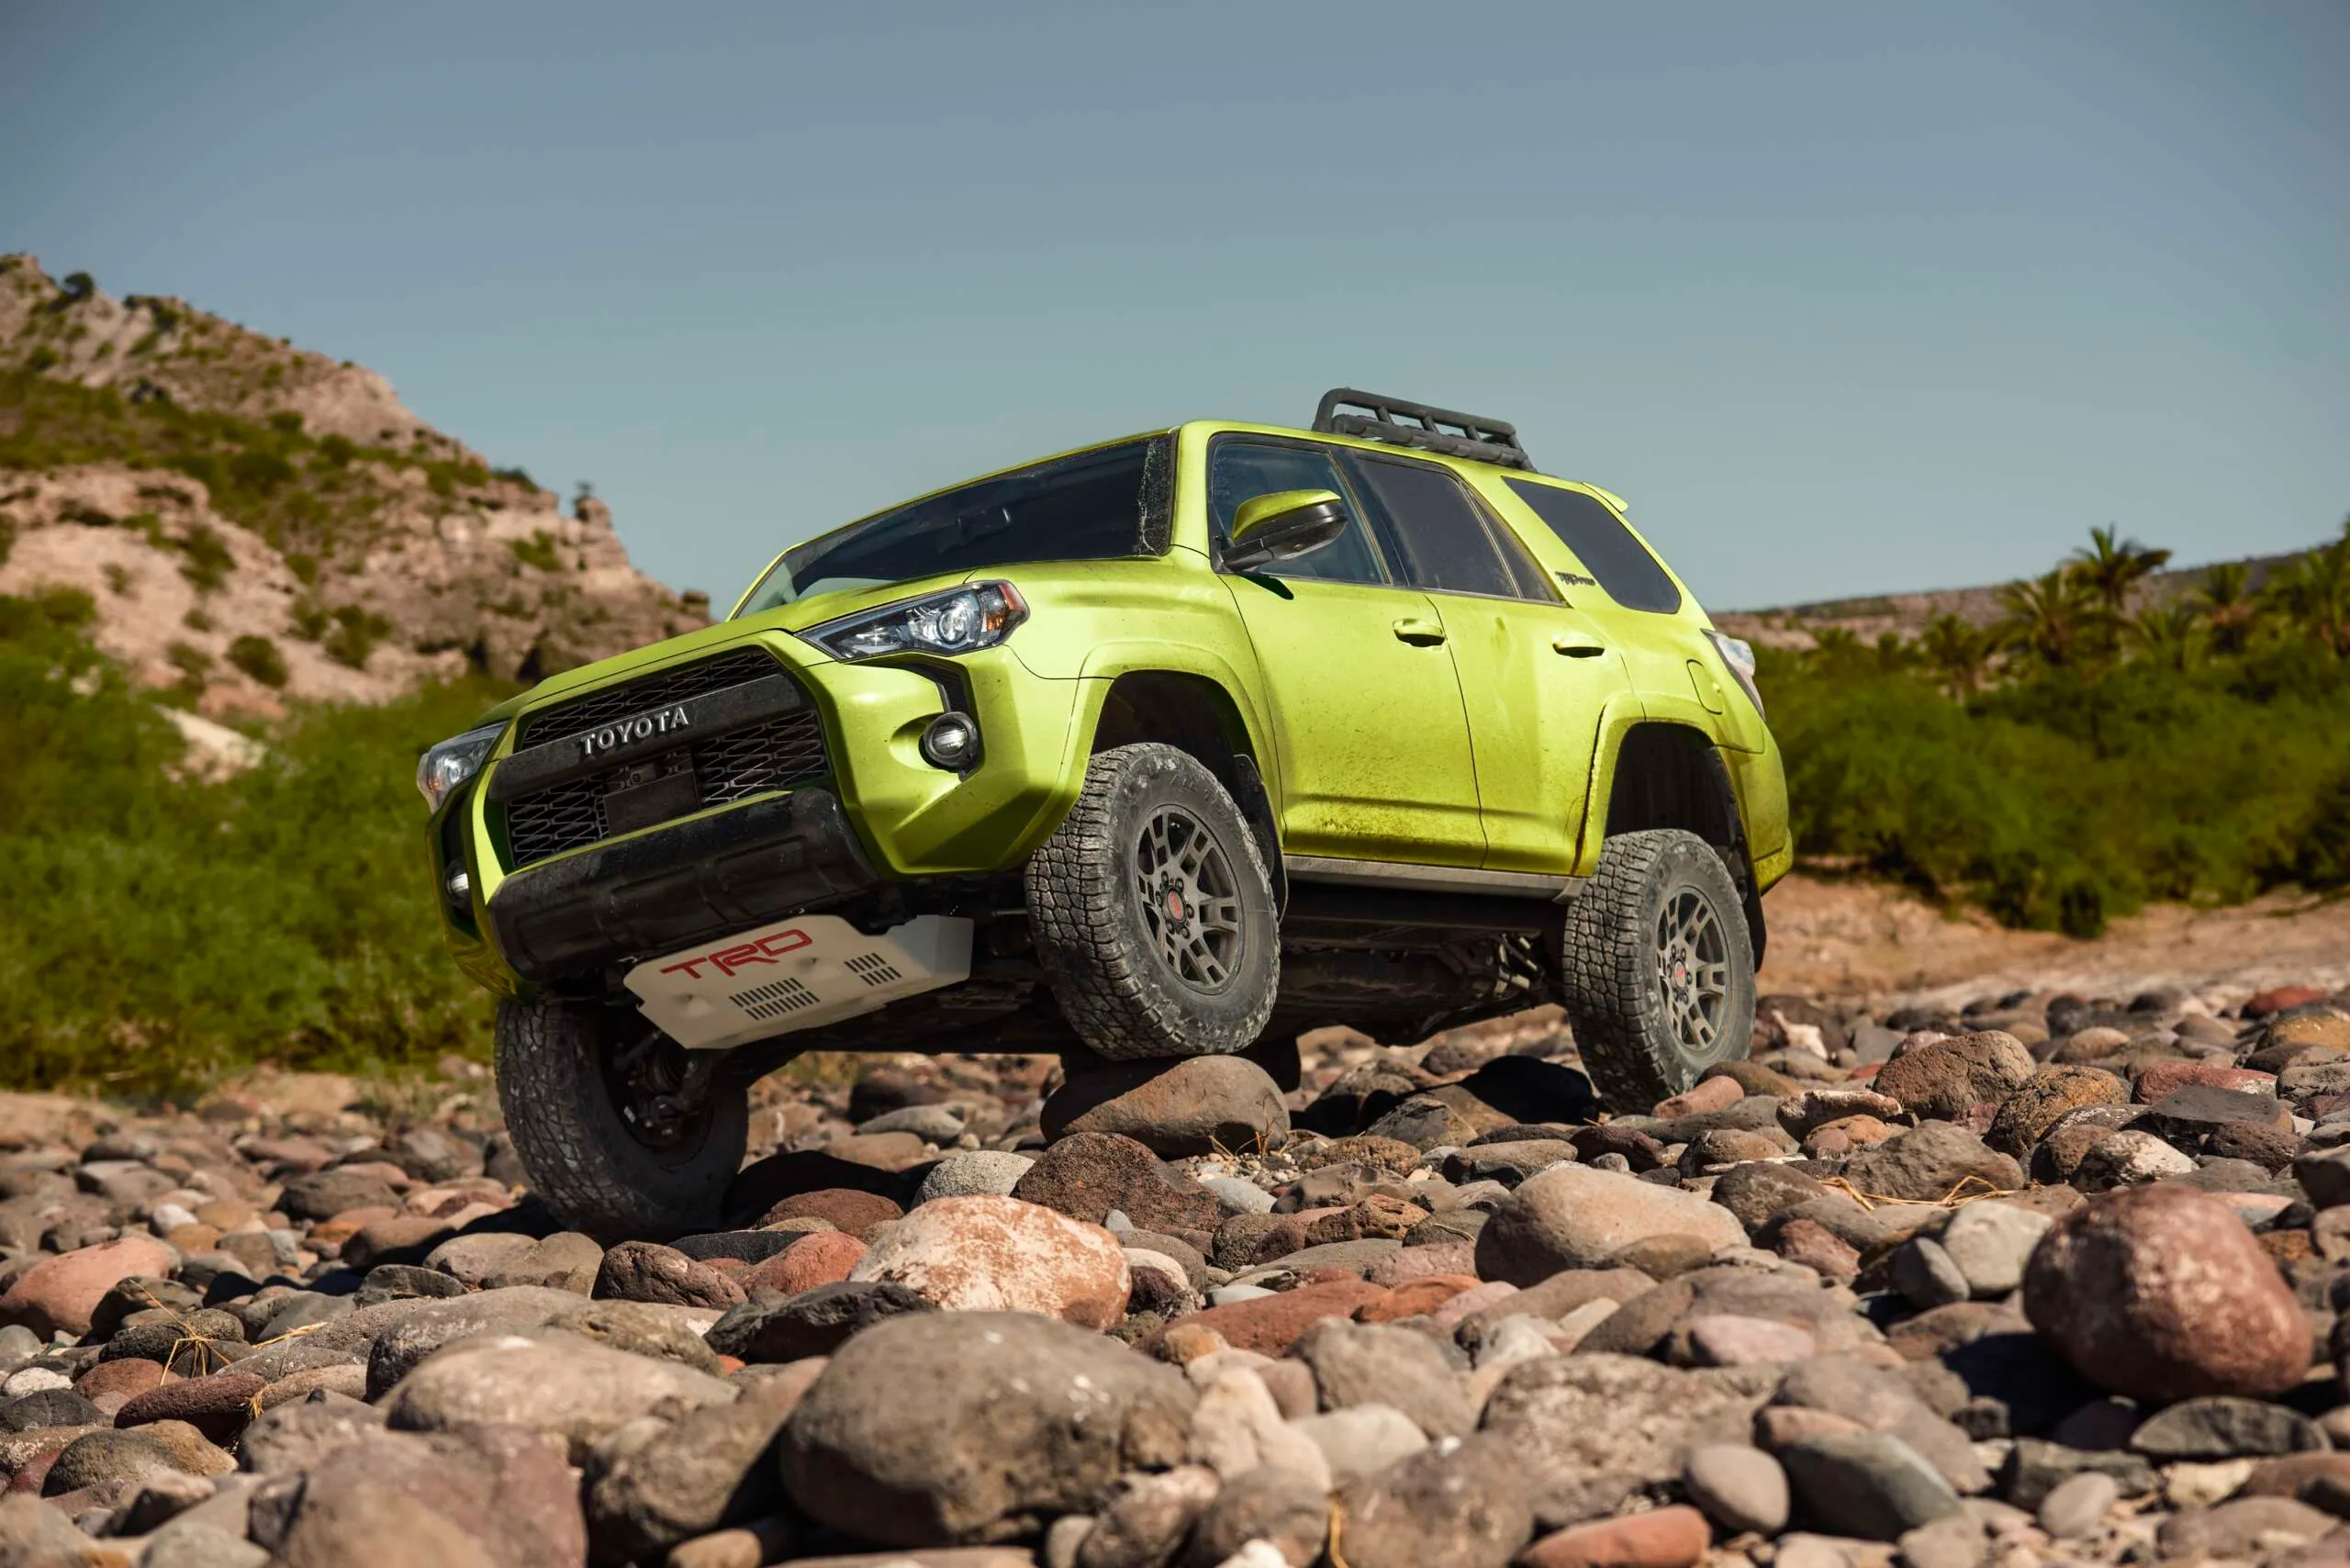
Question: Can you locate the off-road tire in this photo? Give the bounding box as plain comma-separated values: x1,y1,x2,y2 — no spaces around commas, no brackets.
494,997,748,1242
1559,828,1756,1113
1026,743,1280,1061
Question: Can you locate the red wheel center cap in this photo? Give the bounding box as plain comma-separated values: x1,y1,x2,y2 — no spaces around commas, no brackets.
1166,890,1187,920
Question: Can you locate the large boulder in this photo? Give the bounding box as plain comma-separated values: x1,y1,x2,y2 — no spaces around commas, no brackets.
1837,1123,2021,1203
255,1426,583,1568
848,1195,1130,1328
1475,1165,1744,1284
1872,1032,2035,1121
780,1311,1195,1546
2024,1184,2308,1401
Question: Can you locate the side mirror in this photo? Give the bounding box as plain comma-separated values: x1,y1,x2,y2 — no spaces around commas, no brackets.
1225,489,1348,572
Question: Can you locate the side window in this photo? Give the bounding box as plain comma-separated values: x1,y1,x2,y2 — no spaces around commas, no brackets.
1207,440,1387,586
1343,454,1542,601
1503,478,1683,613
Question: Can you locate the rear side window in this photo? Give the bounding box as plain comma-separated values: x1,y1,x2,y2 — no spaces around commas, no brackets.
1345,454,1538,601
1504,479,1682,612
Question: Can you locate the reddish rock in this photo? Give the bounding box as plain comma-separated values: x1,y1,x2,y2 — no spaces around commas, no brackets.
1521,1503,1712,1568
73,1358,173,1417
593,1240,747,1310
340,1215,453,1269
1356,1274,1481,1323
0,1236,177,1338
759,1189,904,1239
1304,1194,1427,1246
306,1205,398,1252
1772,1218,1861,1282
848,1195,1131,1329
2024,1183,2309,1400
2248,988,2328,1019
823,1131,934,1172
1653,1078,1742,1119
1987,1067,2128,1155
116,1371,267,1445
1873,1032,2035,1122
743,1232,867,1296
2135,1060,2277,1104
1142,1278,1386,1358
1010,1132,1223,1243
1804,1115,1897,1158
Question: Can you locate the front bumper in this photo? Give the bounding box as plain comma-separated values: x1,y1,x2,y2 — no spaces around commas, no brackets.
433,629,1101,993
484,790,878,987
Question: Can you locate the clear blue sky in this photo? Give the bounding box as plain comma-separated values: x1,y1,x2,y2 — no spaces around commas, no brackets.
5,3,2344,609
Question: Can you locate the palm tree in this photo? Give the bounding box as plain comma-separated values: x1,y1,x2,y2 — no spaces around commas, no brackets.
2264,523,2350,656
2125,601,2206,672
2193,561,2260,655
1919,611,1994,696
2071,525,2174,619
1997,569,2101,670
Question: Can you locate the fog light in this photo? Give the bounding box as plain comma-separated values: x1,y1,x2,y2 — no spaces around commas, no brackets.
445,868,472,905
919,712,981,770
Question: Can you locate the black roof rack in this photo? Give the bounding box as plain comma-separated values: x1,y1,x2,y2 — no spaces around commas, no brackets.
1311,387,1536,471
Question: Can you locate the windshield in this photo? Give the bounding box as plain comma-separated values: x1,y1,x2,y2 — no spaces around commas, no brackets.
733,435,1169,616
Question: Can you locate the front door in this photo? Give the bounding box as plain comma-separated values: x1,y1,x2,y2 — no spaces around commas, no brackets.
1338,450,1623,877
1207,437,1486,867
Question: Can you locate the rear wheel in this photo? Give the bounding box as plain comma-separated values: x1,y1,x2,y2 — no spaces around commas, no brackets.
494,998,748,1241
1558,828,1755,1112
1025,743,1280,1061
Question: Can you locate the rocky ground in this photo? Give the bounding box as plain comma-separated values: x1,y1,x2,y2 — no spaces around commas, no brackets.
3,981,2350,1568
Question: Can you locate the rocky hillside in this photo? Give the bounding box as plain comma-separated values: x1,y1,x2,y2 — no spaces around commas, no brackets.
0,256,707,717
1717,552,2309,652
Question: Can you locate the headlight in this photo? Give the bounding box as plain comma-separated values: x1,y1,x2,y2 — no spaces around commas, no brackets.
1703,630,1764,718
802,581,1027,662
416,722,506,812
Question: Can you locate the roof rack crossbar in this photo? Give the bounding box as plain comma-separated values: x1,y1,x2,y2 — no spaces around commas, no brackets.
1311,387,1537,471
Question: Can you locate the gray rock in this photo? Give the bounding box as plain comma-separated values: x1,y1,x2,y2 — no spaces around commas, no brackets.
1684,1441,1791,1535
1203,1177,1275,1215
2036,1471,2119,1539
1074,1465,1219,1568
480,1231,603,1293
780,1310,1196,1547
1483,1352,1777,1484
358,1287,596,1397
1181,1464,1327,1568
591,1240,745,1310
258,1426,583,1568
138,1522,272,1568
1474,1165,1745,1285
857,1103,967,1141
704,1280,934,1363
1330,1432,1535,1568
584,1379,800,1563
2073,1130,2197,1190
1997,1439,2156,1510
2127,1395,2325,1459
41,1428,190,1495
1934,1203,2051,1298
0,1495,102,1563
1773,1354,1988,1494
1897,1509,1987,1568
383,1327,735,1464
1294,1319,1475,1438
915,1151,1036,1204
1781,1431,1963,1541
239,1396,388,1476
1892,1238,1971,1310
1292,1406,1427,1489
1839,1124,2022,1204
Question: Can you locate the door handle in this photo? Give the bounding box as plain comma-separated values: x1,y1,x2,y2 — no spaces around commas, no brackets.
1391,618,1447,646
1552,636,1606,658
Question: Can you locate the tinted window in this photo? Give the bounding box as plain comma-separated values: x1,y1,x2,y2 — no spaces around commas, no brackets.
737,437,1164,614
1344,454,1525,599
1208,440,1386,586
1504,479,1683,613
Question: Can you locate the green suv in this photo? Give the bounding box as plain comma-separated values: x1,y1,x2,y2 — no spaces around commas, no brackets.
418,391,1789,1238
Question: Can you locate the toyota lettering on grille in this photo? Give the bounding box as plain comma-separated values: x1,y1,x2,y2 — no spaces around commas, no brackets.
578,703,691,760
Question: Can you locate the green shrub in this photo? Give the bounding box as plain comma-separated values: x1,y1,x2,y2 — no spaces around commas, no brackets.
227,633,288,689
324,605,391,669
509,530,561,572
176,522,235,593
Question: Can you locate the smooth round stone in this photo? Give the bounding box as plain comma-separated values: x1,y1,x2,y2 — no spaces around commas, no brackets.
2038,1471,2120,1539
913,1151,1035,1204
1684,1442,1792,1535
1208,1284,1275,1307
2,1368,72,1398
1204,1177,1277,1215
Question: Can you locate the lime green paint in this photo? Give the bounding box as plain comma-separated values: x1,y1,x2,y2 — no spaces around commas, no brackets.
429,416,1789,991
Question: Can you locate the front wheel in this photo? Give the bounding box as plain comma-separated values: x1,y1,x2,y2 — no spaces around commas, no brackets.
1025,743,1281,1062
1557,828,1756,1113
494,998,748,1242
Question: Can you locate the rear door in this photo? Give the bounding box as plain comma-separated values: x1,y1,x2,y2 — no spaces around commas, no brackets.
1207,436,1486,867
1337,451,1629,876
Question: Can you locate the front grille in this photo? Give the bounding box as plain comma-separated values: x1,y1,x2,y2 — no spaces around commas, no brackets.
501,652,831,866
520,648,781,745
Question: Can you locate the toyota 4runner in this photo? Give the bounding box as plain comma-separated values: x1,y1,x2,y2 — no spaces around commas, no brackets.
417,390,1790,1238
